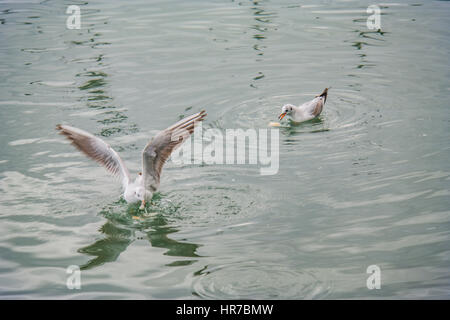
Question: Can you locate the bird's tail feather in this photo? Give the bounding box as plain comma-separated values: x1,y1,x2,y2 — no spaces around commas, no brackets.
316,87,330,103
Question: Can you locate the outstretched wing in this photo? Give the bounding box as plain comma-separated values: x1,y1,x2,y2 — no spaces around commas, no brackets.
142,110,206,192
56,124,130,189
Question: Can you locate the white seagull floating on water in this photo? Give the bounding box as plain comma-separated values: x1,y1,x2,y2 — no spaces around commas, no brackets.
56,110,206,210
278,88,329,123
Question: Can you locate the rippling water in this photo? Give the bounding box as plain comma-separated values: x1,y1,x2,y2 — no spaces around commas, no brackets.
1,0,449,299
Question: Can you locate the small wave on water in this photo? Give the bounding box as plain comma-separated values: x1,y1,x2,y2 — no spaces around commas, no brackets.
191,261,332,299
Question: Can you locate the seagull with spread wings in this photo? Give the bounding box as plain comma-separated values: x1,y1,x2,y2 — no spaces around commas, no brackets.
56,110,206,210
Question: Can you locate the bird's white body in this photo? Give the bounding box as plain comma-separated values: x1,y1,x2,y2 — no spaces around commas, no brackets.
279,88,329,123
123,174,148,204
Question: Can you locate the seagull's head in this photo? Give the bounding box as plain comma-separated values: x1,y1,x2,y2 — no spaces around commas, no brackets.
279,104,294,120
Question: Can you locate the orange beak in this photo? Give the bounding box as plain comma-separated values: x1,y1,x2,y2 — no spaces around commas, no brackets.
278,112,286,120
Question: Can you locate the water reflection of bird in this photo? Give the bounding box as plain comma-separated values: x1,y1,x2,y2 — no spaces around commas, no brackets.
56,111,206,210
278,88,329,123
78,213,200,270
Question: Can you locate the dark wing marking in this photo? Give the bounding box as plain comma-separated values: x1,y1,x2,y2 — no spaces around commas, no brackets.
315,87,329,103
